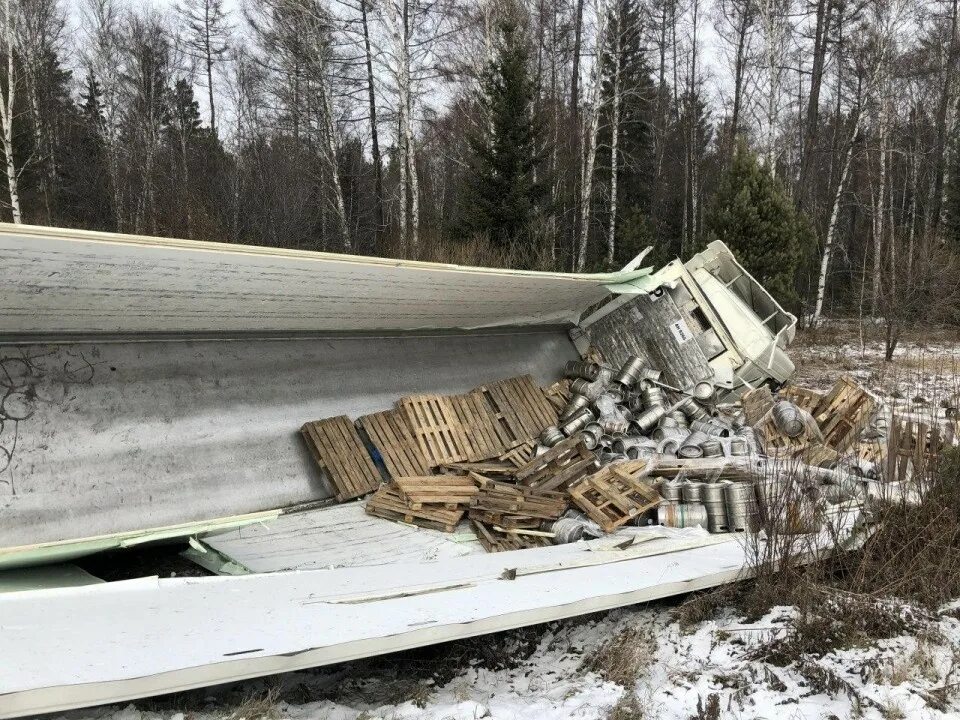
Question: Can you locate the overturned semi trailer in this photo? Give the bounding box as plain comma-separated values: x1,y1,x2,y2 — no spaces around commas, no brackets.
0,224,795,718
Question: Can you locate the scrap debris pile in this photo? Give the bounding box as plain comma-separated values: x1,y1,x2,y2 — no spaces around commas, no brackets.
300,354,954,553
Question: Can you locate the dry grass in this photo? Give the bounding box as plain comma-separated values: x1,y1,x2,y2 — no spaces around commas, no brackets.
582,623,657,687
226,687,281,720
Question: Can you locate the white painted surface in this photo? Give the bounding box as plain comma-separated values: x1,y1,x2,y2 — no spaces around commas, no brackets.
0,224,634,335
0,532,748,718
203,503,482,573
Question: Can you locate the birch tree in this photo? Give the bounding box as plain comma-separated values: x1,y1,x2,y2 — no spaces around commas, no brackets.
178,0,232,134
0,0,22,222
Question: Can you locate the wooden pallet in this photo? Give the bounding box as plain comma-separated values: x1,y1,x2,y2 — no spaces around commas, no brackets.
394,475,480,509
473,375,558,445
468,509,543,529
499,440,536,468
440,460,517,477
301,416,382,501
357,409,431,479
813,375,876,453
471,477,569,521
742,385,774,426
365,484,464,532
569,462,660,532
780,385,825,415
397,394,470,467
448,391,509,461
514,436,597,491
543,379,573,412
472,520,554,553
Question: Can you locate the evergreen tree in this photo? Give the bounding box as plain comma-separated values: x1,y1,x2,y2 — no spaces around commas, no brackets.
463,8,544,250
704,143,812,305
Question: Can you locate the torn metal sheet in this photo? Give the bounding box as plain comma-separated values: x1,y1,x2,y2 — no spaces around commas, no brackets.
0,223,652,337
0,532,748,718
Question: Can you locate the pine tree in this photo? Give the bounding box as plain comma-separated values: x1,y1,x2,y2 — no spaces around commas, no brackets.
463,8,544,250
704,143,812,305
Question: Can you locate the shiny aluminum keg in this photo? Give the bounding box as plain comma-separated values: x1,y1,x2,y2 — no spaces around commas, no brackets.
564,360,601,382
540,426,564,447
702,482,729,533
657,502,708,528
633,405,666,433
700,439,724,458
612,356,646,389
772,401,805,438
659,481,683,503
682,481,705,503
724,481,759,532
678,430,709,458
559,407,594,436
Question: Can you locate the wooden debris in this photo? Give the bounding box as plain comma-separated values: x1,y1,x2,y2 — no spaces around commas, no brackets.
440,460,516,477
365,484,464,532
471,476,568,524
499,440,536,468
396,394,470,467
473,375,558,445
301,416,382,501
742,385,774,426
812,375,877,453
514,436,597,491
357,410,430,479
568,461,660,532
394,475,479,509
543,379,573,412
471,520,553,553
780,385,825,415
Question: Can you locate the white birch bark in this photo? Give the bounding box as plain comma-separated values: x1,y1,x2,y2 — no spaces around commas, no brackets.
0,0,22,223
575,0,611,272
606,4,622,268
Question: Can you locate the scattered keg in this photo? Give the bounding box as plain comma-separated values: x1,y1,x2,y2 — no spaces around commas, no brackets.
560,394,592,421
724,481,759,532
659,415,679,430
580,426,602,450
641,368,662,383
700,439,724,458
677,397,709,422
633,405,666,433
627,444,657,460
659,480,683,503
564,360,601,382
682,481,705,503
652,425,687,444
692,381,715,402
772,401,805,438
601,418,630,435
657,437,681,456
641,386,664,409
540,425,564,447
678,430,709,458
657,502,709,529
597,450,628,464
670,410,689,427
690,418,731,437
702,482,729,533
569,378,595,397
612,355,646,389
559,407,594,436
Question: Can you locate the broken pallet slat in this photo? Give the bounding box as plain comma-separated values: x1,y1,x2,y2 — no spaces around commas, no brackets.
780,385,825,415
514,436,596,489
357,409,431,479
569,462,659,533
471,477,568,521
741,386,774,427
365,484,464,532
301,416,382,502
542,379,573,413
471,520,553,553
393,475,480,509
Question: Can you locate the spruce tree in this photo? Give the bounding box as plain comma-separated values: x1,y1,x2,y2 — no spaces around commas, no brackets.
463,9,543,250
704,143,812,306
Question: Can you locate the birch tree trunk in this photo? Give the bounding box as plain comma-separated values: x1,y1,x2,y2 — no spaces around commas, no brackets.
575,1,610,271
813,118,859,322
606,5,622,268
360,0,384,238
0,0,22,223
870,107,888,314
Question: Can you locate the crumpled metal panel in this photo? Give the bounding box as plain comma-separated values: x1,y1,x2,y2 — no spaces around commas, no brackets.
0,330,576,547
0,223,643,336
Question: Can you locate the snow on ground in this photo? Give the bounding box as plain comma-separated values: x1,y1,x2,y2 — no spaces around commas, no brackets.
54,598,960,720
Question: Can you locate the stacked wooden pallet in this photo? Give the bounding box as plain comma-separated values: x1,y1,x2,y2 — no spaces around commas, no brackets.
365,475,481,532
469,475,570,552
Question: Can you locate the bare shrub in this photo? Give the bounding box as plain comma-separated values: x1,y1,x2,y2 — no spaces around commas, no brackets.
227,686,281,720
582,623,657,687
